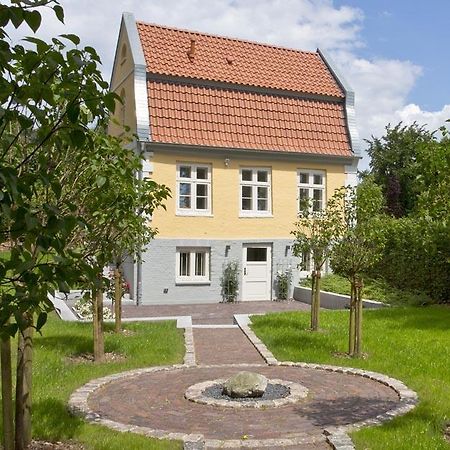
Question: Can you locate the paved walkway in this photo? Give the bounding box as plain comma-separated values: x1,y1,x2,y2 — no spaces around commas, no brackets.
70,301,413,449
69,302,417,450
89,364,397,447
122,300,309,325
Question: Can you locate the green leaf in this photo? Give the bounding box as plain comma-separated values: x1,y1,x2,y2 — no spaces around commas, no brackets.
53,5,64,23
9,7,23,28
60,33,80,45
36,312,47,332
69,129,86,147
24,10,41,32
96,176,106,188
18,115,33,130
0,6,10,27
67,104,80,123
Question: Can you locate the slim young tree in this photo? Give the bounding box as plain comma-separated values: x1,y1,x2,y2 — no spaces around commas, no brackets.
330,181,386,356
0,2,117,447
58,132,170,360
292,191,345,331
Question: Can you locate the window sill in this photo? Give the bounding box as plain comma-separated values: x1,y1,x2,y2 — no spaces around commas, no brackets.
176,211,213,217
239,213,273,218
175,280,211,286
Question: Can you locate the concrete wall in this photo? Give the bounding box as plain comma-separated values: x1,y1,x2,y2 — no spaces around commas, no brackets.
139,238,301,305
293,286,385,310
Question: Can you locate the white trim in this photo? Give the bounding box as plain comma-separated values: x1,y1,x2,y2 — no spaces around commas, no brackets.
297,169,326,213
175,247,210,284
176,163,212,216
239,167,272,217
120,12,150,142
241,244,272,301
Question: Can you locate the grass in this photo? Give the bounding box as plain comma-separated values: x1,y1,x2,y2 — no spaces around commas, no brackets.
300,273,430,305
251,306,450,450
1,314,185,449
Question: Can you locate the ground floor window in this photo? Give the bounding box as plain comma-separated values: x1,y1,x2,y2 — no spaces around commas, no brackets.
176,248,210,283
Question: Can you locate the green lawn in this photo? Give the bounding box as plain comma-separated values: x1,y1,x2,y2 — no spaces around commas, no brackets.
251,306,450,450
300,273,431,306
1,314,185,449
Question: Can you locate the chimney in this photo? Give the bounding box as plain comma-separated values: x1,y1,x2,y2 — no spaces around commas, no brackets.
187,38,196,61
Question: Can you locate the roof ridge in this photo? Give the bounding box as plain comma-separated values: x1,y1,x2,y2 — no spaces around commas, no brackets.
135,20,318,57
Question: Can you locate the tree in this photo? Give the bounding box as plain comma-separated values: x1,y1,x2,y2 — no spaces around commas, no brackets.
367,121,450,302
330,180,386,356
292,192,345,331
0,2,117,448
366,122,434,217
57,132,170,359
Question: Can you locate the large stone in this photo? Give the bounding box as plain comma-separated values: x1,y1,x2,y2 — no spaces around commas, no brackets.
222,371,268,398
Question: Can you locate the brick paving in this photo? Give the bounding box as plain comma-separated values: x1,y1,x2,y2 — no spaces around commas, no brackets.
122,300,309,325
88,364,398,442
79,302,406,449
194,328,265,365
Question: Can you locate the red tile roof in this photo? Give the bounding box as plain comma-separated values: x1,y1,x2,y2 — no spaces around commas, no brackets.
137,22,343,98
136,21,352,157
148,81,351,156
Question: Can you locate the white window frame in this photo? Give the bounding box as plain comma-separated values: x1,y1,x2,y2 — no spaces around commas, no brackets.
297,169,326,213
239,167,272,217
176,248,210,284
176,163,212,216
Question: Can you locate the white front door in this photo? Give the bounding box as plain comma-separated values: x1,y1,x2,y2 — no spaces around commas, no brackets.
242,245,272,301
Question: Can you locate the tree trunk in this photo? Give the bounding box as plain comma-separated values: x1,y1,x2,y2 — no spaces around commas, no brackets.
311,270,321,331
310,271,317,330
114,268,122,333
314,270,321,330
93,281,105,362
354,278,363,357
1,335,14,450
348,281,356,356
15,324,33,450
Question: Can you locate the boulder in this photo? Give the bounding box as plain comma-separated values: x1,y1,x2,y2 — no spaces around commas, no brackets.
222,371,268,398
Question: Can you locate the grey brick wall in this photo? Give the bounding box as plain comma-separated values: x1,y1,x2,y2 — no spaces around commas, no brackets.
135,238,302,304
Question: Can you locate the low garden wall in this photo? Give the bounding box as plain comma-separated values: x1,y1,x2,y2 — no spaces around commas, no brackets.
293,286,385,310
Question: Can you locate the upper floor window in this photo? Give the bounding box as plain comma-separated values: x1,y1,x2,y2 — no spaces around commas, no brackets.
176,163,211,215
240,168,272,216
298,170,325,213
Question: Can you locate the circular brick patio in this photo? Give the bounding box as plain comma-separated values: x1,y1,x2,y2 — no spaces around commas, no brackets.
86,364,399,445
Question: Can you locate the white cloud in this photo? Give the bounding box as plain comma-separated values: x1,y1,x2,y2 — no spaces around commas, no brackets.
6,0,449,170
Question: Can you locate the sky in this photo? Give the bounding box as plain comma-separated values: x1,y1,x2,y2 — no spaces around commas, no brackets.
8,0,450,168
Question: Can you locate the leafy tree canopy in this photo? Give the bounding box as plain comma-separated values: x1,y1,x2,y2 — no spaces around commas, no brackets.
366,122,434,217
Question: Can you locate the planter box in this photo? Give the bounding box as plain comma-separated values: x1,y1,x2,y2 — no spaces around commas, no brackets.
293,286,386,310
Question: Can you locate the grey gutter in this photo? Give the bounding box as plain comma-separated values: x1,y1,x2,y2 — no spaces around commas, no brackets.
144,142,358,165
317,48,362,157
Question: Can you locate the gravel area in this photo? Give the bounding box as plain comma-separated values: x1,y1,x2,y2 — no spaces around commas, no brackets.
203,383,290,402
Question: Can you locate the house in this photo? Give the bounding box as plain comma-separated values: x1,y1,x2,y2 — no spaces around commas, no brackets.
109,13,360,305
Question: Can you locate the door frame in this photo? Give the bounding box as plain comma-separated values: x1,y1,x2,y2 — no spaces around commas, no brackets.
241,243,272,301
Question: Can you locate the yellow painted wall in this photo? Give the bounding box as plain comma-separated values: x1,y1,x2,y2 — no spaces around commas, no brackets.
108,28,137,138
150,152,347,238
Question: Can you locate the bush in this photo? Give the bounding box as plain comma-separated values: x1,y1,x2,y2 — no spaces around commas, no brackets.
276,268,292,300
220,261,240,302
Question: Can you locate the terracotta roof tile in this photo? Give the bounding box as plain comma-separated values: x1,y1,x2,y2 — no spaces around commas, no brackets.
137,22,343,98
147,81,351,156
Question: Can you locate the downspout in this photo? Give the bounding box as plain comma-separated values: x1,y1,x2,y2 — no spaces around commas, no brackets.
135,140,145,306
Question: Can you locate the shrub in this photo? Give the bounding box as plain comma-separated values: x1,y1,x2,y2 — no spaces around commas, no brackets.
220,261,240,302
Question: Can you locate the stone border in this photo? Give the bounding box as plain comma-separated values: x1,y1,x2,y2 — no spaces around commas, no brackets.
235,314,419,450
68,363,319,449
68,365,204,447
183,322,196,366
185,377,308,409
